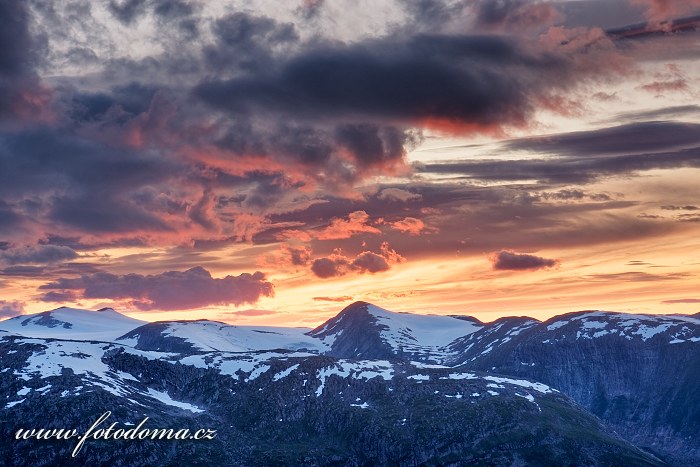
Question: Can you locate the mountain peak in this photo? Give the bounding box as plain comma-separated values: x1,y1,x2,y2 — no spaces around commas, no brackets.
338,300,372,314
0,306,145,341
309,301,483,363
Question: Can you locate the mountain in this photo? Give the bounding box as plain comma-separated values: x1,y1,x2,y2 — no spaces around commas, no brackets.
0,307,145,342
0,332,661,466
118,320,326,353
308,301,482,363
1,302,698,465
448,315,539,362
456,311,700,465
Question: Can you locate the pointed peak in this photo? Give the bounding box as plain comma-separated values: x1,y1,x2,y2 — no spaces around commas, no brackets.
334,301,376,318
340,300,371,311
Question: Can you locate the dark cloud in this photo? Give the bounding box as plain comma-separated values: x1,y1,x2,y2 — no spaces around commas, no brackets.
613,105,700,123
0,128,176,199
195,34,572,131
490,250,559,271
51,262,104,275
662,298,700,304
0,201,23,234
310,256,348,279
507,121,700,156
0,245,78,265
417,122,700,184
153,0,194,20
108,0,148,24
678,214,700,223
0,126,191,241
310,243,404,278
152,0,198,35
1,266,46,277
0,3,650,253
204,12,298,73
661,205,699,211
40,290,79,303
0,300,24,319
335,124,417,169
352,251,391,273
0,0,48,119
584,272,690,282
49,194,175,233
67,83,159,122
285,245,312,266
39,266,274,310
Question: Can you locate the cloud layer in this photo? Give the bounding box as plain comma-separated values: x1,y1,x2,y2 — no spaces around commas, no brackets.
0,0,699,315
40,267,274,311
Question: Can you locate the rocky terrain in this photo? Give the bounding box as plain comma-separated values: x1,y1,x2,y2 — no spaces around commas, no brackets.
1,301,697,466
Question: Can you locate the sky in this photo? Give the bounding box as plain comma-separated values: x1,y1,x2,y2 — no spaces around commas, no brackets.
1,0,700,327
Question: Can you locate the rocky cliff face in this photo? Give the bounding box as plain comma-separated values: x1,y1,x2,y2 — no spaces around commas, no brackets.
455,311,700,465
1,303,697,465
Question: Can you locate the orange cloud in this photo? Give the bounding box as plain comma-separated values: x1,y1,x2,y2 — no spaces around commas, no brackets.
389,217,431,236
315,210,381,240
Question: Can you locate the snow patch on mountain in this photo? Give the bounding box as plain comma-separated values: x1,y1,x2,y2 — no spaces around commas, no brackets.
543,311,700,343
367,304,481,357
0,307,145,342
315,360,394,396
144,320,326,353
146,388,204,413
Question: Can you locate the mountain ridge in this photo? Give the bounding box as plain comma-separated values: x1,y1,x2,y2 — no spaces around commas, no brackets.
1,300,698,464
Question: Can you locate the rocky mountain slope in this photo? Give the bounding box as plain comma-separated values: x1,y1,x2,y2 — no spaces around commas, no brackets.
1,302,697,465
308,302,482,363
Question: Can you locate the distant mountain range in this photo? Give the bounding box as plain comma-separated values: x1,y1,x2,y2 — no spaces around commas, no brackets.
1,301,698,466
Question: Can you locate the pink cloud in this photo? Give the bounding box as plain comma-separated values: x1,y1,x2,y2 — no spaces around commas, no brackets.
631,0,700,23
315,211,381,240
390,217,431,236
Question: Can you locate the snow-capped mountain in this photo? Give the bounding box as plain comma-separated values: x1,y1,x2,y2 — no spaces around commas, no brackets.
308,301,482,363
457,310,700,464
1,301,698,465
0,330,661,466
118,320,326,353
0,306,146,342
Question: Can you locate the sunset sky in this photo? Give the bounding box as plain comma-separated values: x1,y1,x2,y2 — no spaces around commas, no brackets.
1,0,700,327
